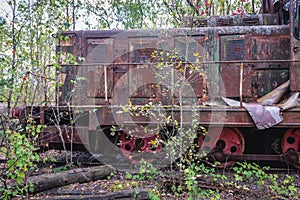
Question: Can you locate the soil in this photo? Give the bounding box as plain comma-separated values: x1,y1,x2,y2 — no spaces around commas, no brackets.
21,151,300,199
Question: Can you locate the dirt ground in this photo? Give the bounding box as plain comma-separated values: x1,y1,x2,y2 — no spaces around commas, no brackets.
0,150,290,199
25,150,300,200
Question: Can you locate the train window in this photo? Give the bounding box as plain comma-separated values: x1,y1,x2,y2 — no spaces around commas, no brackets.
293,0,300,40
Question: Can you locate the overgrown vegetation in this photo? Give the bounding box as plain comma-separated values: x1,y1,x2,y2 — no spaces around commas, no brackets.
0,0,298,199
117,158,299,199
0,118,41,199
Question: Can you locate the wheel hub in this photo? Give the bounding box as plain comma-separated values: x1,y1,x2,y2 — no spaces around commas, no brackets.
119,131,162,163
199,128,244,167
282,129,300,169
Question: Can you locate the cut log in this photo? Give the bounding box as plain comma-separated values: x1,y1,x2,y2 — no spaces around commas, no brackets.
36,189,149,200
28,165,115,193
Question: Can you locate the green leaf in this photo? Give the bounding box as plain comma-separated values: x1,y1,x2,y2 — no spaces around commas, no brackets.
125,172,132,179
1,147,7,153
16,176,23,184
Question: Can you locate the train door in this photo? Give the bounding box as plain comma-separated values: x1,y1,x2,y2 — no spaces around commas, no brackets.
291,0,300,91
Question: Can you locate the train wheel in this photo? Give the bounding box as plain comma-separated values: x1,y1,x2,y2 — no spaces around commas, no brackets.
119,131,162,163
282,129,300,169
199,128,245,168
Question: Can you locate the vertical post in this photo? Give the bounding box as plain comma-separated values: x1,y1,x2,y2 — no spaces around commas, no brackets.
239,62,244,107
104,65,108,102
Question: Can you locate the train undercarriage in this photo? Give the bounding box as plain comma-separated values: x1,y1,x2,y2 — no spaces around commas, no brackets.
15,101,300,169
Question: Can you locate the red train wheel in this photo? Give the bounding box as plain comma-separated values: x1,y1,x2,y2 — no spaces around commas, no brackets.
119,131,136,159
141,134,162,153
119,131,162,163
282,129,300,169
199,128,244,167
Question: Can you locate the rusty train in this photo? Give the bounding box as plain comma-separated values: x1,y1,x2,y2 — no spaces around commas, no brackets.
14,0,300,168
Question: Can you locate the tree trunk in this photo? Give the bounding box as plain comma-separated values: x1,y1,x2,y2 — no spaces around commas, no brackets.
28,165,115,193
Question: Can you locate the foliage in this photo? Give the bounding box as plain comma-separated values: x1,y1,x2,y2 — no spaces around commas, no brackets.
82,0,262,29
233,162,299,199
0,0,296,199
84,0,164,29
148,188,161,200
0,0,75,198
0,123,40,199
0,0,70,105
131,159,161,181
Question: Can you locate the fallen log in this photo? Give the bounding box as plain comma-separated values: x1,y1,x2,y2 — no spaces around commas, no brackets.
28,165,115,193
35,189,149,200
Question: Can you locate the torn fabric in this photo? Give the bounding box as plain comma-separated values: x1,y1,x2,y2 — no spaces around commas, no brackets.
222,97,283,130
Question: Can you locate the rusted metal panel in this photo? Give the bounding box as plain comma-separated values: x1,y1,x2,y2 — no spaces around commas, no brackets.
113,70,129,105
56,33,76,65
114,38,129,62
220,64,252,98
220,35,252,97
85,38,113,63
205,29,220,98
87,66,113,98
281,109,300,126
253,69,289,97
112,39,130,104
57,66,78,103
86,38,113,63
184,69,204,98
185,14,279,28
95,107,115,126
85,38,114,98
251,36,290,63
40,126,89,144
56,34,78,103
173,36,205,98
129,66,156,98
221,35,247,61
219,34,290,99
174,36,203,62
91,105,300,128
41,107,89,127
129,37,157,63
129,37,157,99
290,63,300,91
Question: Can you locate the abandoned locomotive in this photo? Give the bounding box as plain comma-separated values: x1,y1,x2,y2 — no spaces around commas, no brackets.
14,0,300,168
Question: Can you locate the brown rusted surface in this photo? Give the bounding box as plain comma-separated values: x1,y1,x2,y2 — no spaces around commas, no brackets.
56,25,291,103
253,69,289,97
185,14,279,28
40,126,89,145
40,12,300,154
129,66,156,98
290,62,300,91
87,66,113,98
220,64,252,98
92,105,300,128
